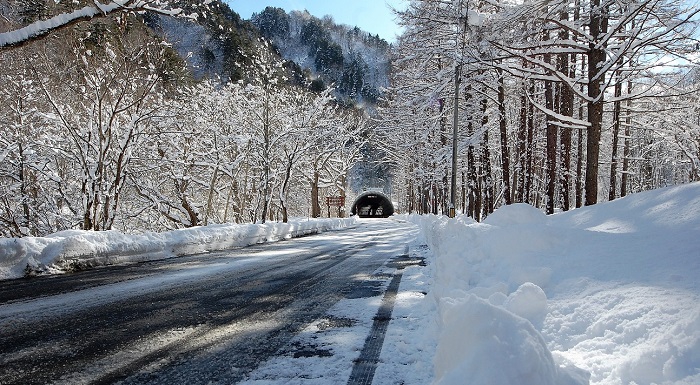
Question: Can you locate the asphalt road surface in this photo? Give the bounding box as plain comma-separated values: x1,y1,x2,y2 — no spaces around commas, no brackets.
0,219,418,385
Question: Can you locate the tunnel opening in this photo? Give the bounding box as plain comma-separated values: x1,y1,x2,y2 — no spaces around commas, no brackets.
350,192,395,218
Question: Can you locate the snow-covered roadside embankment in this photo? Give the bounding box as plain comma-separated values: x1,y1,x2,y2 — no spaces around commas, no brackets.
404,212,587,385
0,217,356,281
401,182,700,385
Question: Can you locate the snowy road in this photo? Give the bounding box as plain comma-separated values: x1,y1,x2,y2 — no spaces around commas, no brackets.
0,219,419,385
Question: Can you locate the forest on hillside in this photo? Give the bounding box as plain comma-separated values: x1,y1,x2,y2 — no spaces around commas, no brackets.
378,0,700,220
251,6,391,104
0,0,699,238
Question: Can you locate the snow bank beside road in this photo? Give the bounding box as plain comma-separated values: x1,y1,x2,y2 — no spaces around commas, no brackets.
0,218,356,280
405,182,700,385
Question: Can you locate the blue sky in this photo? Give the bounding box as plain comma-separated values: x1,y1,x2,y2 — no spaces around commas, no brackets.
224,0,407,42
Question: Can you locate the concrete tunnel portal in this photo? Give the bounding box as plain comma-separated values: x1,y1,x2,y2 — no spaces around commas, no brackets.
350,191,395,218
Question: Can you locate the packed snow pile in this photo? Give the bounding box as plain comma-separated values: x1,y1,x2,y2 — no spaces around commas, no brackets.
407,182,700,385
0,217,357,280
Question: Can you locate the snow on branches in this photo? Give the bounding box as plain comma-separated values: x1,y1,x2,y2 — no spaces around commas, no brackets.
0,0,204,49
380,0,700,219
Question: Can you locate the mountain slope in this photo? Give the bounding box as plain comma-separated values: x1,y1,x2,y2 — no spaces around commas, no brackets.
251,7,392,104
1,1,391,104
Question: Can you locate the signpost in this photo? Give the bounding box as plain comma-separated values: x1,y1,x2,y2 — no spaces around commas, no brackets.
326,196,345,218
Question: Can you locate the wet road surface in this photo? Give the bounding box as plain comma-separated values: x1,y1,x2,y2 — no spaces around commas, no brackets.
0,219,417,385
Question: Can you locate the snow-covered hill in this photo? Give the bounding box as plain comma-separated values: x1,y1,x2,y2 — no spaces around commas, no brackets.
148,4,391,104
408,181,700,384
251,7,391,105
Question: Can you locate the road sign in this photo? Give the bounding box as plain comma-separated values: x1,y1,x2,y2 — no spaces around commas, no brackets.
326,196,345,207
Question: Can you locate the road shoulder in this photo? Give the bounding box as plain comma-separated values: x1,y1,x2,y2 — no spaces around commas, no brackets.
238,241,436,385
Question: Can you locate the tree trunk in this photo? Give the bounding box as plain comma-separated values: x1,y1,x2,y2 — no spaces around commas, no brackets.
465,86,478,219
480,96,493,217
176,180,200,227
280,159,293,223
311,170,321,218
576,56,587,208
450,70,459,215
261,166,271,223
497,68,512,206
621,80,632,197
467,134,477,219
18,143,32,235
585,0,608,206
223,178,237,223
461,171,467,213
609,76,623,201
204,166,219,226
525,80,535,205
407,177,415,214
260,86,272,224
558,12,573,212
544,50,557,214
516,77,528,203
339,173,347,218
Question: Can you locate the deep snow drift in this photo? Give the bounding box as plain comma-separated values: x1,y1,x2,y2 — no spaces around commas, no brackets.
408,182,700,385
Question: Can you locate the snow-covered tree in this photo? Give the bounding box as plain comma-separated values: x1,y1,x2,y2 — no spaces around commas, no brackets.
0,0,214,49
380,0,700,220
0,4,372,235
37,28,167,230
0,50,48,236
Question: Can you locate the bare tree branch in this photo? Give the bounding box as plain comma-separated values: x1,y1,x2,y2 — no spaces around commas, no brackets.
0,1,188,49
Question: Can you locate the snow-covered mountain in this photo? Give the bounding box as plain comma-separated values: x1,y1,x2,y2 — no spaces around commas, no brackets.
144,3,391,104
0,0,392,103
251,7,392,105
143,1,269,84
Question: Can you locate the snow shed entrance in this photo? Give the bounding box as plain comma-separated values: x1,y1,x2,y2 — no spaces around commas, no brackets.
351,192,394,218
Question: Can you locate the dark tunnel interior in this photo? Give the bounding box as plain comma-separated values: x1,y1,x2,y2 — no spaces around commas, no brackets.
351,192,395,218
